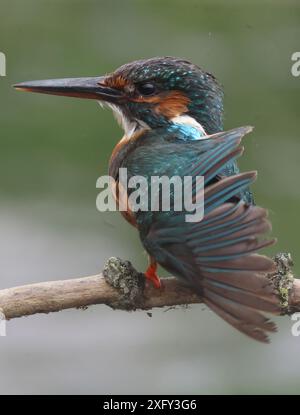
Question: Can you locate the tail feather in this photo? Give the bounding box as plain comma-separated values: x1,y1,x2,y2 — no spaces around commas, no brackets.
202,270,274,295
204,292,276,343
202,279,279,313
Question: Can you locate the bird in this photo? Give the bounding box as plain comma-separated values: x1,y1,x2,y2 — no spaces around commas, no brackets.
14,56,280,342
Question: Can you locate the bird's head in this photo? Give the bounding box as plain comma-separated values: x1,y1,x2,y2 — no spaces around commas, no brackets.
14,57,223,135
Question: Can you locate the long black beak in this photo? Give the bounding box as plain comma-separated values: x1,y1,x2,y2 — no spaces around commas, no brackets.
13,76,124,102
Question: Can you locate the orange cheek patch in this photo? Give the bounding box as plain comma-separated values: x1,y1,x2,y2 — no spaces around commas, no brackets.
132,91,190,118
154,91,190,118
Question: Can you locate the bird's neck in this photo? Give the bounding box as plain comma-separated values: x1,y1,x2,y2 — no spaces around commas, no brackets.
188,102,223,134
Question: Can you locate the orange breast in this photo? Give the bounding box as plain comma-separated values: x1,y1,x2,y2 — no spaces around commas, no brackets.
110,178,137,227
109,130,146,228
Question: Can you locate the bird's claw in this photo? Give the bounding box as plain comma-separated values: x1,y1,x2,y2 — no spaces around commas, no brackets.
144,263,162,289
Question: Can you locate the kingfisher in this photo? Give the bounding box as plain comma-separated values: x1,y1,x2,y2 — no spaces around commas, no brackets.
14,56,280,342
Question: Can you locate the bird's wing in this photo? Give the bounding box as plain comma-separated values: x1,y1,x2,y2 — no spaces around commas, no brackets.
124,126,279,342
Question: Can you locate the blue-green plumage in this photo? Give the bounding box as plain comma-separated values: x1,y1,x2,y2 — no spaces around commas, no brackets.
15,56,278,342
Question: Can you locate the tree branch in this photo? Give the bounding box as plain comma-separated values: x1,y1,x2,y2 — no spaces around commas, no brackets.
0,253,298,321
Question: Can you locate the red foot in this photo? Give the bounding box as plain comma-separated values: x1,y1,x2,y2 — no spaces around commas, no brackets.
145,263,162,289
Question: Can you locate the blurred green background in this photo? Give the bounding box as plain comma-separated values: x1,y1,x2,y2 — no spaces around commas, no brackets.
0,0,300,394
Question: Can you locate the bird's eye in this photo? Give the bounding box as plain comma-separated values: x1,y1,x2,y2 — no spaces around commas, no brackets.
137,83,156,96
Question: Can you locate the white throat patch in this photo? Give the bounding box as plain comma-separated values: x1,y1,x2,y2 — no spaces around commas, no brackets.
99,101,149,138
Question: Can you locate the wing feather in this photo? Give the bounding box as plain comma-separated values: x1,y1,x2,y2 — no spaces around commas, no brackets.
124,125,279,342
